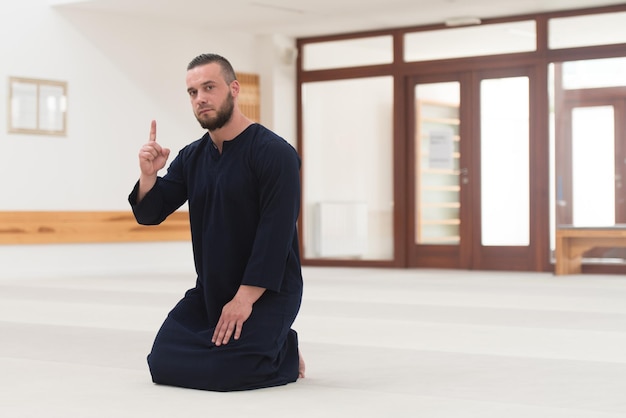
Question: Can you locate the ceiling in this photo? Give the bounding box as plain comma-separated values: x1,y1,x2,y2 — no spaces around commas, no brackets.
49,0,626,38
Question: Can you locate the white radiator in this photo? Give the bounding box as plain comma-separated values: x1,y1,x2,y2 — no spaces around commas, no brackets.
314,201,368,258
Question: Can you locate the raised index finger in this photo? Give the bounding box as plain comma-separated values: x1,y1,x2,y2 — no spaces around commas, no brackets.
149,120,157,142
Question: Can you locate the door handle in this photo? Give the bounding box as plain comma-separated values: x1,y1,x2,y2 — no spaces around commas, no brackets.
460,168,469,184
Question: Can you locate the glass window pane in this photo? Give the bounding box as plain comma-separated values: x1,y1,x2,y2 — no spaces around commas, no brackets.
549,11,626,49
10,82,38,130
481,77,530,246
572,106,615,226
404,21,536,62
302,77,394,260
302,36,393,71
39,85,65,131
415,82,461,245
562,57,626,89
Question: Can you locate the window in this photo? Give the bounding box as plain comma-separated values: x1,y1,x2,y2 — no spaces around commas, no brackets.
404,21,536,62
302,36,393,71
301,77,394,260
9,77,67,136
549,11,626,49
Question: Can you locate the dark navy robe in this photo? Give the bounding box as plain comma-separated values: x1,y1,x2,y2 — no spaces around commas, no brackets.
129,123,303,391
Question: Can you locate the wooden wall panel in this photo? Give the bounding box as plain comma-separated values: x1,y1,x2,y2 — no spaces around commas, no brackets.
0,211,190,244
236,72,260,122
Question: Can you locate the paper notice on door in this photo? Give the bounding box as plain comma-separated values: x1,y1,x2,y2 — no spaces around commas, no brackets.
428,130,455,170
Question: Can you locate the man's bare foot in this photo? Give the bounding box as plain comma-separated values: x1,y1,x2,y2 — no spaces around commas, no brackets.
298,350,306,378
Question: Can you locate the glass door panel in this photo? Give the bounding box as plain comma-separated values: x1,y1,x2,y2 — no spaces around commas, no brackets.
572,106,615,226
415,82,461,245
480,77,530,246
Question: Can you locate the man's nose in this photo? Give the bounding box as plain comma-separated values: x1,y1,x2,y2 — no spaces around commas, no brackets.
195,91,208,104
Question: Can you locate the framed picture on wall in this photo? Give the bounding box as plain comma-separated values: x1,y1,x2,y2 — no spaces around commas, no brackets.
8,77,67,136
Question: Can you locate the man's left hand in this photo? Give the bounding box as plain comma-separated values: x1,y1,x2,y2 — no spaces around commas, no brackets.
212,285,266,346
212,298,253,346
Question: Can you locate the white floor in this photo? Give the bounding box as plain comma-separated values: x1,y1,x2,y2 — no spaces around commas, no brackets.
2,266,626,417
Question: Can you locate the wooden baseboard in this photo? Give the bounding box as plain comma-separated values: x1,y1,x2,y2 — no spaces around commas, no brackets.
0,211,190,244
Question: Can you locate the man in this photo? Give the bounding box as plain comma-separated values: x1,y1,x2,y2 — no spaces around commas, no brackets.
129,53,305,391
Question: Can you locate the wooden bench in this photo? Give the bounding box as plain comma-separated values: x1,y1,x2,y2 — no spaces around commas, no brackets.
0,211,190,245
555,225,626,275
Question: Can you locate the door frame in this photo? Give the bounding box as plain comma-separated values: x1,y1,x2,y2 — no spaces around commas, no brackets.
405,72,471,269
554,81,626,226
406,65,551,271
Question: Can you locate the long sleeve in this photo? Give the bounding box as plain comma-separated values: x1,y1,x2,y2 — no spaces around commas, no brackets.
240,138,301,293
129,150,189,225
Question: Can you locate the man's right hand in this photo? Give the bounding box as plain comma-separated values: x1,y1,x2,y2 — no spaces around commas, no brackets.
137,120,170,202
139,120,171,177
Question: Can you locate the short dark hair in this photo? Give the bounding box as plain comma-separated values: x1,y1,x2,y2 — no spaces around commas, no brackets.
187,53,237,84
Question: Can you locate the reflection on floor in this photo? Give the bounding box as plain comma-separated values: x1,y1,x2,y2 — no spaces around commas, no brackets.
2,267,626,417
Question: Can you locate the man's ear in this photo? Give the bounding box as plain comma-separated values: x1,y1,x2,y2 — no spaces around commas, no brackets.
230,80,241,97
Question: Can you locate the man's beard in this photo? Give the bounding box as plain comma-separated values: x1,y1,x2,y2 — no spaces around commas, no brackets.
196,92,235,131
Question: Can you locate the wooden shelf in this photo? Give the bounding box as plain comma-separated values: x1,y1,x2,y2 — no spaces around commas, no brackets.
415,99,461,245
421,236,460,243
421,116,460,125
420,151,461,159
420,134,460,141
420,202,461,209
421,168,460,175
421,185,461,192
421,219,461,226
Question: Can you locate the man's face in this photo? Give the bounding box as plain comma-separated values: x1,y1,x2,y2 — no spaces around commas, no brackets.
186,63,236,131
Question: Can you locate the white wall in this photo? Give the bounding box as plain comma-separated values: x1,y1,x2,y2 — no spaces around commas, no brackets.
0,241,196,279
0,0,297,278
